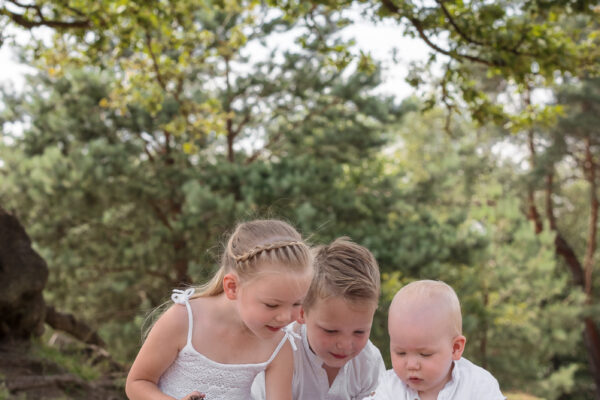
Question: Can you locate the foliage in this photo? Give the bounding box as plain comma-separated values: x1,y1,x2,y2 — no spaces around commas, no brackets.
0,7,421,362
1,0,599,397
372,107,587,397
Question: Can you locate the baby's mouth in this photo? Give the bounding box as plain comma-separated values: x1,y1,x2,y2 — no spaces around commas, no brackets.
330,352,348,359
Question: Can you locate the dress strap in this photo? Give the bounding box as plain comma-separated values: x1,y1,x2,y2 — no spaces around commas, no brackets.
171,288,195,346
265,323,301,364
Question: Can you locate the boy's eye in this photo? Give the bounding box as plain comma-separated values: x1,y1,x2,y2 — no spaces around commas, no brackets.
420,353,432,357
395,351,406,356
323,329,337,334
354,331,365,336
265,304,278,308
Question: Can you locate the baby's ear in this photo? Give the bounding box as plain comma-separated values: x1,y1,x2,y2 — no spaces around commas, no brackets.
223,273,239,300
297,307,307,324
451,335,466,360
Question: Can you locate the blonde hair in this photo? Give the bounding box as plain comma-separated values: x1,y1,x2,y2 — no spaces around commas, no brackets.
391,280,462,336
192,219,311,298
303,237,380,311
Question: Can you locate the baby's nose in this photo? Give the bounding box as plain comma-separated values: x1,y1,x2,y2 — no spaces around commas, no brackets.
406,355,420,369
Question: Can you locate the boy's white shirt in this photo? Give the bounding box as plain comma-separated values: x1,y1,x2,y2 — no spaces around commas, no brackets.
366,357,506,400
251,322,386,400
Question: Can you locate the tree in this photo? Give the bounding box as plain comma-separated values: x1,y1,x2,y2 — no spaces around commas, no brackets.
0,6,416,360
372,104,587,398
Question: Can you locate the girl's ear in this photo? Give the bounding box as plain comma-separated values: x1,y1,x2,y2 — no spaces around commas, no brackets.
223,273,239,300
297,307,307,324
451,335,466,360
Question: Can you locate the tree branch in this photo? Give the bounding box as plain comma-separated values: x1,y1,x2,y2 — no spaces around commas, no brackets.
45,305,106,347
583,135,597,299
3,1,90,30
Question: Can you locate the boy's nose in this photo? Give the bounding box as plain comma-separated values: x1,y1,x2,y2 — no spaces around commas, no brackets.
336,338,353,352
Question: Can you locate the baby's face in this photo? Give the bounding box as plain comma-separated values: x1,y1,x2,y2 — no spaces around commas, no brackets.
388,307,463,397
301,296,376,370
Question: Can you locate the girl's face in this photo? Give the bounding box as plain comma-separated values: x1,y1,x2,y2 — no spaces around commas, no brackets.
232,265,312,339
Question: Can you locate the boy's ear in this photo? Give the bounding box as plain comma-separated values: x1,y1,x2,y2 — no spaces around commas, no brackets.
297,307,307,324
223,273,239,300
451,335,466,360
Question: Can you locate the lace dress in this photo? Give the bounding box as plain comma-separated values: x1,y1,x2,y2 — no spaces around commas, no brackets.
158,288,299,400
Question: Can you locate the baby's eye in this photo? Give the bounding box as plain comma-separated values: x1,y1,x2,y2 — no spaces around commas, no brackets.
354,331,366,336
420,353,432,357
323,329,337,334
265,304,278,309
395,351,406,356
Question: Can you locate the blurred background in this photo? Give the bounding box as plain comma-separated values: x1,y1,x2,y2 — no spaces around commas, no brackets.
1,1,599,399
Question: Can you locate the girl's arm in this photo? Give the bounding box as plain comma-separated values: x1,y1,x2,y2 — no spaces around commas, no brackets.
125,304,197,400
264,341,294,400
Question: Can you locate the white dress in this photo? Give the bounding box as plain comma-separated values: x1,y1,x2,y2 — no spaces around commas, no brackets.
158,288,298,400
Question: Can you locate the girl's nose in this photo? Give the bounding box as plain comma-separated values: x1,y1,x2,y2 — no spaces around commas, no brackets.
276,307,293,323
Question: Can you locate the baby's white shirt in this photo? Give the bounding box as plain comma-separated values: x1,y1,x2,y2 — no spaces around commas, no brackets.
252,322,386,400
367,357,506,400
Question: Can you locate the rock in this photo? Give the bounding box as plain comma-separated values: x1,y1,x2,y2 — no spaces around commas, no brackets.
0,208,49,340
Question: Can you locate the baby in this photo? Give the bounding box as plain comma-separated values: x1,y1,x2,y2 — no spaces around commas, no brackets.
253,237,385,399
371,280,505,400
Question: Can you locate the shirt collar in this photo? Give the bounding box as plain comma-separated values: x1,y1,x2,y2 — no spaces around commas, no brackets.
301,324,324,369
400,360,461,400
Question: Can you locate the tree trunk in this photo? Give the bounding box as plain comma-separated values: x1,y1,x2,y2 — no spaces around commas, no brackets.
525,130,600,397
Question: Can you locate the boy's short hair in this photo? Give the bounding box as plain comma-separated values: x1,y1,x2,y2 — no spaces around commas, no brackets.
392,280,463,336
303,237,380,311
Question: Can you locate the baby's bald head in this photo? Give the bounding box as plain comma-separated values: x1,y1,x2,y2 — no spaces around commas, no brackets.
389,280,462,339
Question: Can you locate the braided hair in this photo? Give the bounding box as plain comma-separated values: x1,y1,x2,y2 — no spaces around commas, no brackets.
193,220,311,297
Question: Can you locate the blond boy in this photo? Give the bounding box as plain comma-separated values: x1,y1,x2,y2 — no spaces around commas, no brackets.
252,237,385,400
370,280,505,400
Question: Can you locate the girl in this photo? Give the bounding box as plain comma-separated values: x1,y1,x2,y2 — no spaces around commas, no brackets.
126,219,313,400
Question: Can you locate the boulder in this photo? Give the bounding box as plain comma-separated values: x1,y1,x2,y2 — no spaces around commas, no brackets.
0,208,48,340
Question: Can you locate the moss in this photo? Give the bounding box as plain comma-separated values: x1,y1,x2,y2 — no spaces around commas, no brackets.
30,339,100,382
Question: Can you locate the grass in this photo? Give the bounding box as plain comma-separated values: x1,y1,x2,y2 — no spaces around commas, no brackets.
31,338,101,382
505,392,545,400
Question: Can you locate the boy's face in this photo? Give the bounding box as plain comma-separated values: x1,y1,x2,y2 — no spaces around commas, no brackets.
299,296,376,370
388,306,465,397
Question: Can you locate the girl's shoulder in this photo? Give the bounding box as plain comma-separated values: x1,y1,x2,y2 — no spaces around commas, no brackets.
152,302,190,338
161,295,213,328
